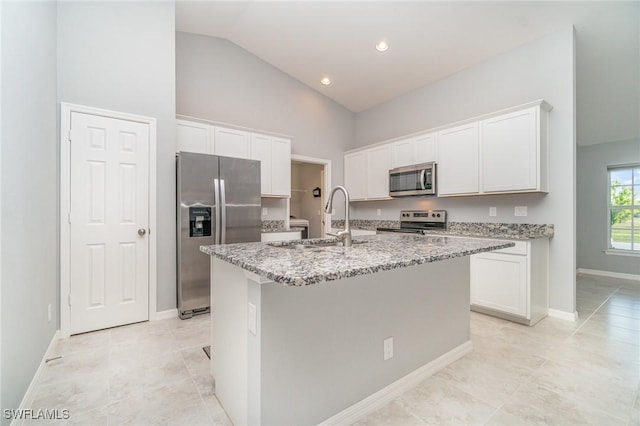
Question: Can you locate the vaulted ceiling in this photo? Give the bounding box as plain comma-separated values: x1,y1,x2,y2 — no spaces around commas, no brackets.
176,1,640,146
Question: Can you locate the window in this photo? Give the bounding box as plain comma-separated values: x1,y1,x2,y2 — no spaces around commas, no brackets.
608,165,640,252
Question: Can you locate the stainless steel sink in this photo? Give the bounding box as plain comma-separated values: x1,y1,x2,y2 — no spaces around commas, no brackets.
268,240,367,250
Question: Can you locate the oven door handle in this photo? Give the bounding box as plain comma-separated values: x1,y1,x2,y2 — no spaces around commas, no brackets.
420,170,427,190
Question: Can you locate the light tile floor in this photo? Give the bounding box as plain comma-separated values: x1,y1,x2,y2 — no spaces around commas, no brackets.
26,274,639,425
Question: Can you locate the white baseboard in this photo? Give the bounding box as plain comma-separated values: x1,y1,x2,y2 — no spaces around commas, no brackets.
318,340,473,426
152,308,178,321
11,330,60,426
577,268,640,282
548,308,578,322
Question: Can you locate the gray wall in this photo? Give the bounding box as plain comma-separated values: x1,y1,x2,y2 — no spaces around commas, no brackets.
577,139,640,276
176,32,355,219
353,28,577,315
57,1,176,311
1,1,58,419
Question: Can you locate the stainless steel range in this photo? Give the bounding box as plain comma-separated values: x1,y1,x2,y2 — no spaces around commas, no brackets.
377,210,447,234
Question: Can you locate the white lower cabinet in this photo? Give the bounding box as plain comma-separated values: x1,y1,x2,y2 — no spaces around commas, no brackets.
261,231,301,242
470,238,549,326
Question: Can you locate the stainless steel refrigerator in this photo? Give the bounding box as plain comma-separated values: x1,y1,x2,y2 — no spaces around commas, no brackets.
176,152,261,319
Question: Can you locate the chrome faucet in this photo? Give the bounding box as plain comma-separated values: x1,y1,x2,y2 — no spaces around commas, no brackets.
325,185,352,247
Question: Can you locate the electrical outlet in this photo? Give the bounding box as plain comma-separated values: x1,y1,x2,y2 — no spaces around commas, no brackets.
489,207,497,217
514,206,528,217
331,208,336,215
383,337,394,361
262,207,268,216
48,304,52,322
248,303,257,335
377,208,382,216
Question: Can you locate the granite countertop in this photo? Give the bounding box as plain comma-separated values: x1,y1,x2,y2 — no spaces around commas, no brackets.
261,220,304,233
200,234,514,287
332,220,554,240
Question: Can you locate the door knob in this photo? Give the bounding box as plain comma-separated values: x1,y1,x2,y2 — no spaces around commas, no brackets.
138,228,147,236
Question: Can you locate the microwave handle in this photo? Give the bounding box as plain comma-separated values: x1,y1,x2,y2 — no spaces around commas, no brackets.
420,170,427,190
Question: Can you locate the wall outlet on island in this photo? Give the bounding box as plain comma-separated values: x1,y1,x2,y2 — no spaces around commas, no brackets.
377,208,382,216
514,206,528,217
489,207,497,217
262,207,268,216
383,337,394,361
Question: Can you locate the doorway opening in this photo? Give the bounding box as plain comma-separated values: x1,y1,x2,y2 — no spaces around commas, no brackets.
289,155,332,238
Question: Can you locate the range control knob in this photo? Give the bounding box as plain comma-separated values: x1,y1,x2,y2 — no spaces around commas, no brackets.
437,213,441,217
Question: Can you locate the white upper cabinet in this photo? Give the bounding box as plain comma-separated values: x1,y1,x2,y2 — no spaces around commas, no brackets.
391,138,414,168
269,137,292,197
250,133,291,197
344,151,367,201
437,123,479,196
391,133,437,169
176,118,291,198
214,127,250,159
346,100,551,199
366,145,392,199
481,105,548,193
344,146,392,201
414,133,438,164
176,119,212,154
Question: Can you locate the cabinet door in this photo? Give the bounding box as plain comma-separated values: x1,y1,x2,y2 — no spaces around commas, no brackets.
470,253,528,318
270,137,291,197
437,123,479,196
481,107,537,192
176,120,211,154
214,127,250,159
366,145,392,199
391,138,415,168
250,133,272,195
414,133,437,164
344,152,367,200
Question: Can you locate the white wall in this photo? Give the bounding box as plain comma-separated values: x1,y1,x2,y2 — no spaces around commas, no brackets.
353,28,577,315
176,32,354,220
1,1,58,420
577,139,640,276
57,1,176,311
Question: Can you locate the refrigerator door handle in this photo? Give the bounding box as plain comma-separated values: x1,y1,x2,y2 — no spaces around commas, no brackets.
220,179,227,244
214,178,221,245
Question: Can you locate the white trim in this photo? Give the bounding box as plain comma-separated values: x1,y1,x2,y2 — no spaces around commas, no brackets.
10,331,60,426
604,249,640,258
291,154,333,236
547,308,578,322
152,309,179,321
577,268,640,282
318,340,472,426
59,103,158,337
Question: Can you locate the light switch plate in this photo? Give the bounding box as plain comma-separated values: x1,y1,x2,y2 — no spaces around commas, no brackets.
261,207,268,216
377,209,382,216
489,207,497,217
514,206,527,217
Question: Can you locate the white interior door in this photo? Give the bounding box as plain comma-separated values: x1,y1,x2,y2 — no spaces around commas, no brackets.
70,112,150,334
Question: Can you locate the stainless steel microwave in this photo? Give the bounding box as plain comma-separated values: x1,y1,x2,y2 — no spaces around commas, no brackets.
389,162,436,197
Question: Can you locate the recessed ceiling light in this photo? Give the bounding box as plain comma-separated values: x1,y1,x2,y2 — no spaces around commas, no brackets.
375,40,389,52
320,77,331,85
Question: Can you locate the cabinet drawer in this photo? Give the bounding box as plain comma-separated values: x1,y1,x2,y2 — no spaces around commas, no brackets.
492,240,527,255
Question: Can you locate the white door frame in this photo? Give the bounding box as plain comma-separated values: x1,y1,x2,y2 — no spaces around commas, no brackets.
60,103,157,338
290,154,332,235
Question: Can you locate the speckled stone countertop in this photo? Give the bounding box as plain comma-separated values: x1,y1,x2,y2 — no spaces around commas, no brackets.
261,220,304,233
332,220,553,240
200,234,514,286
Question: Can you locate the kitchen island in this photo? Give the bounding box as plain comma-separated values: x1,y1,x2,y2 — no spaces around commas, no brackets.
200,234,513,425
